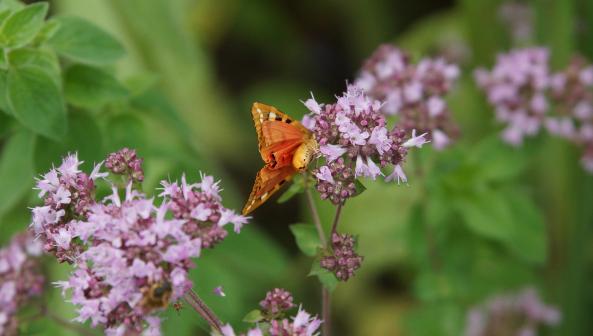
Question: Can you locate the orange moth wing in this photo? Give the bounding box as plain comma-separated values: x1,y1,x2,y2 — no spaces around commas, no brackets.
242,165,297,215
243,103,314,215
251,102,312,164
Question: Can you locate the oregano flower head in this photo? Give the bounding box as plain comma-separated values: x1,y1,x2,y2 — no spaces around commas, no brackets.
0,232,45,336
356,44,460,149
218,289,321,336
474,47,551,146
302,85,428,204
464,287,560,336
30,150,249,335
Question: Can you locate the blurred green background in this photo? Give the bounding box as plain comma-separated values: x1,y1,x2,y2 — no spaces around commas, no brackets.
1,0,593,335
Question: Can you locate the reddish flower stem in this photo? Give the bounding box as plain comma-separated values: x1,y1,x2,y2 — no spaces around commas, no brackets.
305,177,348,336
184,291,223,333
330,204,343,237
305,186,327,246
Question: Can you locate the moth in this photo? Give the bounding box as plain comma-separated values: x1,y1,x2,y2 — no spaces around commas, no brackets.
242,102,319,215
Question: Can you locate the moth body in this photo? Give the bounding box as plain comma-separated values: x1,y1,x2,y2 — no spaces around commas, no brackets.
292,138,319,171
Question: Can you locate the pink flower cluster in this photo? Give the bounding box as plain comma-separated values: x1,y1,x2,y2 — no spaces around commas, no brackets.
0,232,44,336
218,289,321,336
303,85,428,204
476,49,593,172
320,233,363,281
475,47,550,146
356,44,460,150
547,57,593,171
30,151,248,335
161,174,249,249
464,287,560,336
259,288,295,316
31,153,104,263
105,147,145,183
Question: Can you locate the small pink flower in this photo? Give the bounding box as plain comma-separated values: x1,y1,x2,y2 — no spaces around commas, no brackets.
302,93,322,114
319,144,347,162
213,286,226,297
403,129,429,148
385,165,407,184
432,129,451,150
315,166,335,184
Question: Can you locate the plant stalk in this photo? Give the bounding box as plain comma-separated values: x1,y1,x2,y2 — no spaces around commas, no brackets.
184,290,223,333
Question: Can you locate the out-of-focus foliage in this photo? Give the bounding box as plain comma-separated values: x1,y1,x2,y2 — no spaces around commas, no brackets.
0,0,591,335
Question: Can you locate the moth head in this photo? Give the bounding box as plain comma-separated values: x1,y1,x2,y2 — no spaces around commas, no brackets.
292,138,319,171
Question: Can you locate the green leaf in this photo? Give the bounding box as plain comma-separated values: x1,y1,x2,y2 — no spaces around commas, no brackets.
277,175,304,203
352,179,367,197
0,0,23,12
123,72,158,97
64,64,128,110
33,18,61,45
0,70,9,113
242,309,264,323
0,10,11,30
47,16,125,65
289,223,322,257
504,191,547,264
8,47,60,81
0,130,35,220
309,260,338,291
469,135,527,182
7,65,66,140
455,189,513,242
0,2,48,48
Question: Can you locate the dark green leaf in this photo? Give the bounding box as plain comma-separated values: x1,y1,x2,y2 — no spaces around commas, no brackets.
0,70,9,113
0,2,48,48
0,113,12,138
64,64,128,110
352,179,367,197
242,309,264,323
0,48,6,69
0,130,35,220
309,260,338,291
7,65,66,140
289,223,322,257
47,16,125,65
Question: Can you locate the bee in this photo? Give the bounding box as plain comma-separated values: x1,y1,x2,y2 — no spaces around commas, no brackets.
141,281,172,310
